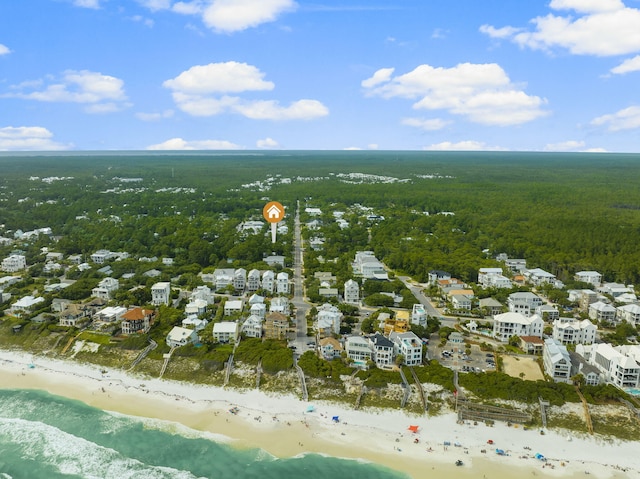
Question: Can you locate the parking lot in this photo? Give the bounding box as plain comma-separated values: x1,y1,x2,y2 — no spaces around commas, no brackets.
428,335,496,373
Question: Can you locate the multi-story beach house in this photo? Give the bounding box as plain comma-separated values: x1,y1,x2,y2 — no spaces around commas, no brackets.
543,338,572,383
552,318,597,345
269,297,290,315
574,271,602,288
264,312,290,340
1,254,27,273
91,277,119,301
352,251,388,279
493,312,544,342
343,279,360,305
369,333,394,368
507,292,544,318
389,331,423,366
213,322,239,343
262,270,275,294
151,282,171,306
411,304,427,327
276,272,290,295
120,307,154,335
616,304,640,327
576,343,640,389
233,268,246,292
588,301,617,323
345,335,373,367
166,326,198,348
241,315,263,338
247,269,261,292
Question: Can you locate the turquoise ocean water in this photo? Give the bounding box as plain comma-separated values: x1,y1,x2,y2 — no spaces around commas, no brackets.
0,389,407,479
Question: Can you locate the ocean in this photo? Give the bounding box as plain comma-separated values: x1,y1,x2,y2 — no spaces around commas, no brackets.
0,389,407,479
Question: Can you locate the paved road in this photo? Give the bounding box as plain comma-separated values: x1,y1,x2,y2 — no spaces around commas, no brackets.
290,200,311,352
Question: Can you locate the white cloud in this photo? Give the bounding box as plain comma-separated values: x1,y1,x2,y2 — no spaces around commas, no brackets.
165,62,328,120
136,110,175,121
590,105,640,131
367,143,379,150
422,140,508,151
202,0,297,33
0,126,71,151
401,117,450,131
73,0,101,8
0,44,10,56
233,99,328,120
257,137,279,148
343,146,362,150
172,1,203,15
482,1,640,57
137,0,172,11
363,62,548,126
163,62,274,94
146,137,242,150
543,140,586,151
611,55,640,74
6,70,129,113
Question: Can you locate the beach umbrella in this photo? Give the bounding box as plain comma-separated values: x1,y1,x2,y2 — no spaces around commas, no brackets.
332,416,339,422
306,405,315,412
408,425,419,433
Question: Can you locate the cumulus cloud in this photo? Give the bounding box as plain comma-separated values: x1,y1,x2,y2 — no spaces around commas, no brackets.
363,62,548,126
0,44,10,56
138,0,296,33
401,117,451,131
590,105,640,131
0,126,71,151
146,137,242,150
5,70,129,113
257,137,279,148
611,55,640,74
422,140,508,151
203,0,297,33
481,1,640,57
135,109,175,121
164,62,328,120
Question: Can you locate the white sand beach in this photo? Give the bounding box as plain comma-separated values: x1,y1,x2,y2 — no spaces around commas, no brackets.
0,348,638,479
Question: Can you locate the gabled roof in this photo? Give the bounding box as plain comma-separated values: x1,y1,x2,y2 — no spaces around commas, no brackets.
121,307,154,321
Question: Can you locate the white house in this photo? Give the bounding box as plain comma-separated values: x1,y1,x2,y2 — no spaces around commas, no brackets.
493,312,544,342
501,257,527,272
599,282,635,299
411,303,427,327
90,249,114,264
93,306,127,322
574,271,602,288
151,282,171,306
233,268,246,291
182,315,208,331
91,277,119,300
247,269,261,291
224,300,243,316
166,326,199,348
389,331,423,366
9,295,44,315
353,251,388,279
535,304,560,322
250,302,267,319
451,294,472,311
524,268,563,288
577,343,640,389
345,335,373,366
507,292,544,318
552,318,597,345
276,272,290,294
369,333,394,368
588,301,617,323
543,338,572,383
241,315,263,338
478,268,512,289
213,321,239,343
316,303,342,337
190,285,214,304
343,279,360,305
616,304,640,327
269,296,290,315
319,337,343,360
212,268,235,291
1,254,27,273
262,270,275,294
185,299,208,316
264,255,285,268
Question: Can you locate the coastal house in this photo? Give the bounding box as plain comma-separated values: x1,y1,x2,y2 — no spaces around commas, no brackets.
478,268,512,289
552,318,597,345
276,272,290,295
519,336,545,355
502,257,527,273
190,285,214,304
247,269,261,292
507,292,544,318
343,279,360,305
353,251,388,279
576,343,640,389
451,294,472,311
616,304,640,327
58,303,89,327
535,304,560,322
91,277,119,300
588,301,617,323
250,302,267,319
569,352,601,386
264,312,290,340
93,306,127,323
523,268,563,288
369,333,394,368
345,335,373,367
261,270,275,294
492,312,544,342
182,315,208,332
269,297,290,315
411,304,427,327
121,307,154,335
9,295,45,316
233,268,246,292
479,298,503,316
543,338,572,383
224,299,243,316
389,331,423,366
319,337,343,360
264,255,285,268
574,271,602,288
212,268,235,291
241,315,263,338
316,303,342,337
151,282,171,306
213,321,239,343
90,249,113,264
1,254,27,273
166,326,199,348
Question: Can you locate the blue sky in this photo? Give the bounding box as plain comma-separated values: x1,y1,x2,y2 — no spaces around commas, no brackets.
1,0,640,152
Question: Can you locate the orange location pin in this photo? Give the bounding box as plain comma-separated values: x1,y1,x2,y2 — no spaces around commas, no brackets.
263,201,284,243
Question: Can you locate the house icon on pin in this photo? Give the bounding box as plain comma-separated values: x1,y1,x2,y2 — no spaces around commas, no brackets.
267,204,281,219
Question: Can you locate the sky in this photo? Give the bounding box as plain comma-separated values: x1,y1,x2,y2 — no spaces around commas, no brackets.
1,0,640,152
